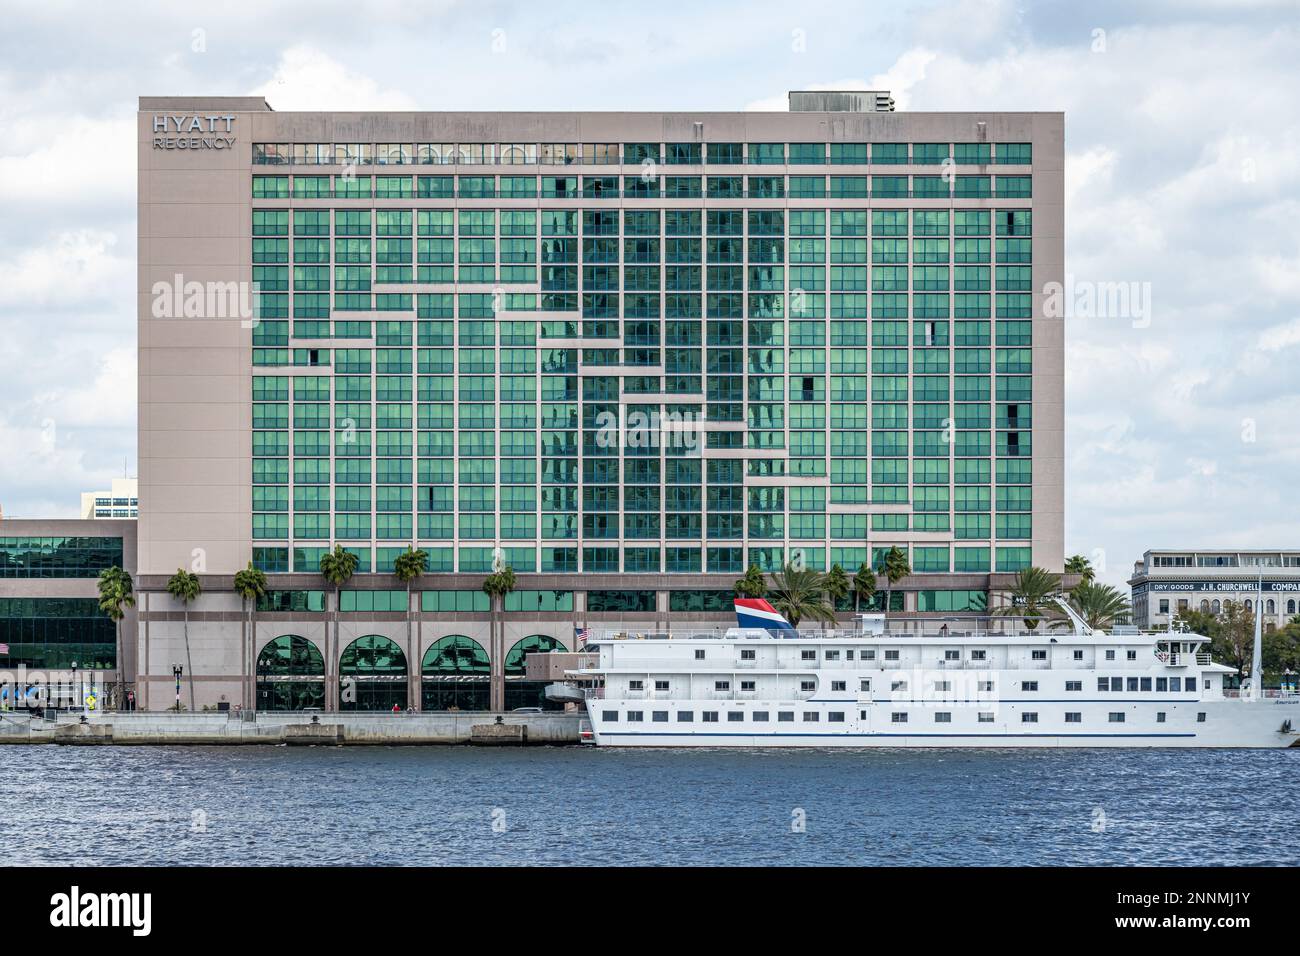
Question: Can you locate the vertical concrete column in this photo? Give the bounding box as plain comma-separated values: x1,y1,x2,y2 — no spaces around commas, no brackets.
408,595,420,711
489,597,503,712
326,592,337,711
140,593,150,711
242,602,251,710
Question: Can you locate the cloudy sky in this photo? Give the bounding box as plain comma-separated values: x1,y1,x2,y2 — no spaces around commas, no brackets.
1,0,1297,585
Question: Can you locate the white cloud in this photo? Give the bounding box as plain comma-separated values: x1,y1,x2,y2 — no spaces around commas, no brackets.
1063,146,1116,204
249,45,421,111
42,346,137,430
0,230,131,313
0,112,134,207
1255,318,1300,352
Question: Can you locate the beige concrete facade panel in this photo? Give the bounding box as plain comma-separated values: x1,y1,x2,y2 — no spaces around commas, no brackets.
142,399,245,431
145,203,244,239
139,455,246,486
139,539,248,578
139,375,246,404
142,482,247,516
1028,112,1066,571
138,313,251,352
141,343,247,375
142,237,250,268
139,426,246,458
146,169,247,204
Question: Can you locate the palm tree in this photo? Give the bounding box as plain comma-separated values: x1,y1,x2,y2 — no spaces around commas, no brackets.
994,566,1062,631
393,546,428,708
852,563,877,613
824,564,851,628
1065,554,1095,587
878,546,911,615
733,564,767,599
165,568,201,711
233,562,267,709
1058,580,1131,631
320,545,359,710
482,564,518,712
97,566,135,710
765,563,834,628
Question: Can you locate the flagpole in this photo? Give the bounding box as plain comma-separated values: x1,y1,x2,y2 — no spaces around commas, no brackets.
1251,572,1264,700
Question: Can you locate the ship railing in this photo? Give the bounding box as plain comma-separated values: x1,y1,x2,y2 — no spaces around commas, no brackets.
589,624,1170,642
1196,653,1213,665
1223,689,1300,699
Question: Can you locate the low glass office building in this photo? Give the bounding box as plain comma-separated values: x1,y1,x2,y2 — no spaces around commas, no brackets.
0,520,137,707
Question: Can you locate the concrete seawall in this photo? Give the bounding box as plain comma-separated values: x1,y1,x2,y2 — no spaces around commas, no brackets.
0,712,584,746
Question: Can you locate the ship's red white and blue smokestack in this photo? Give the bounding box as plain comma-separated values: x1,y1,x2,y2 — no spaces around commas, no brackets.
734,597,797,632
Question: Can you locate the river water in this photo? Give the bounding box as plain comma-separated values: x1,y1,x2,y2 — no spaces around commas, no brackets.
4,746,1295,866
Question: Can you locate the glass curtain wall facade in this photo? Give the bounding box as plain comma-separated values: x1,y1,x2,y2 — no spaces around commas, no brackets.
0,524,131,684
245,138,1040,580
0,536,124,578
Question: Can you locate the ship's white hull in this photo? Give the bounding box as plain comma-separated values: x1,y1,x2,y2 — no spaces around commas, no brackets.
588,698,1300,748
581,623,1300,749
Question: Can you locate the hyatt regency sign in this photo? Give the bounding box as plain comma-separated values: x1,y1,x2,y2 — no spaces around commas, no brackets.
152,114,236,150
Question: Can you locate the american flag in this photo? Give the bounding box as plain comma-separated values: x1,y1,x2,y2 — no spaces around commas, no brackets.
0,643,8,655
574,625,590,647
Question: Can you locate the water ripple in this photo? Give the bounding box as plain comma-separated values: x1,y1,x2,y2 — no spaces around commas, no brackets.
2,746,1296,866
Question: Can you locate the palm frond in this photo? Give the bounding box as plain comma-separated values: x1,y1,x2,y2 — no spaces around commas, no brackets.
765,563,833,628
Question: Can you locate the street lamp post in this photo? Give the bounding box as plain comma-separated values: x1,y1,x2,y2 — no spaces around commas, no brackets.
71,661,78,712
172,663,183,712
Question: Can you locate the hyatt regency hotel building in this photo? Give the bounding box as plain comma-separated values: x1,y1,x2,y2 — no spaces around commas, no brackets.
3,93,1065,712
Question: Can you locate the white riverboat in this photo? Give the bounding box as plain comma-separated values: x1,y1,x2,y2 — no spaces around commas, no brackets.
575,598,1300,748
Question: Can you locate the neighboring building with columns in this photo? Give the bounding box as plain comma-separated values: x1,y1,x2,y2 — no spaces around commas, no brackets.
1129,549,1300,630
129,92,1066,711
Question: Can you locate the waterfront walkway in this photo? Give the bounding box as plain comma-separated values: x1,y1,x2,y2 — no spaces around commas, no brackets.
0,710,585,746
